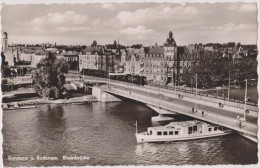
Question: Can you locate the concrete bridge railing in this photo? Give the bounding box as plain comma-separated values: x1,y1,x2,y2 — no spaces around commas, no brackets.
101,86,257,137
144,85,258,112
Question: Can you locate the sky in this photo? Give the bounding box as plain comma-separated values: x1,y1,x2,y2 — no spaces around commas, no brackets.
1,2,258,46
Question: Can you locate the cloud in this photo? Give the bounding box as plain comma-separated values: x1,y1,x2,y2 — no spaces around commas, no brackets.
209,23,256,31
120,25,153,35
2,3,257,45
228,3,257,12
30,11,88,28
116,5,199,26
101,4,116,10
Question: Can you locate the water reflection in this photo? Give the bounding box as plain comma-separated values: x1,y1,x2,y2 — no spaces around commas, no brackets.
34,104,67,166
3,101,258,166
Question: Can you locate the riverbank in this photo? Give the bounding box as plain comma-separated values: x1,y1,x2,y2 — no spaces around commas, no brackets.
3,95,98,108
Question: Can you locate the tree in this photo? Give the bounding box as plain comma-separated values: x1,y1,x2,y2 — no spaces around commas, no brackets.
91,40,97,47
1,52,5,65
32,52,69,99
113,40,117,49
1,52,12,78
2,66,11,78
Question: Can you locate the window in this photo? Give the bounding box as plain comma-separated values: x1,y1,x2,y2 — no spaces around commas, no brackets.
169,131,173,135
214,127,218,131
220,127,223,131
188,127,192,134
163,131,168,135
208,128,212,132
193,126,197,132
157,131,162,135
175,131,179,135
150,130,152,135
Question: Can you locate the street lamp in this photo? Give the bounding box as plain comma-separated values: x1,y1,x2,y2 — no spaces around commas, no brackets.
228,71,230,105
195,73,198,109
243,79,248,120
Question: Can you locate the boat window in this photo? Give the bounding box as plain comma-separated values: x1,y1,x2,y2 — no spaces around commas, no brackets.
220,127,223,131
214,127,218,131
188,127,192,134
175,131,179,135
150,130,153,135
169,131,173,135
208,128,212,132
193,126,197,132
157,131,162,135
163,131,168,135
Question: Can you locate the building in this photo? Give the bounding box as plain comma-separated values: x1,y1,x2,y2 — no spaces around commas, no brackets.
121,48,144,75
63,52,79,71
137,31,178,86
2,32,8,52
31,51,46,68
79,46,122,77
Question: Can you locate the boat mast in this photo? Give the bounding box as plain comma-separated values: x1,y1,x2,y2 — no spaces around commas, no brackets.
244,79,247,120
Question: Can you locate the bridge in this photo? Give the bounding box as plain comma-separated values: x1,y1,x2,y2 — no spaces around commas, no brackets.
89,80,258,143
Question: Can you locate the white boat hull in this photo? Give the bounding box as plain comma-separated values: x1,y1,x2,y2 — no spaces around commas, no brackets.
136,130,233,143
151,115,175,122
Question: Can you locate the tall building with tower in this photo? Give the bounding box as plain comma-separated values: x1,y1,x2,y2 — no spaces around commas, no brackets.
138,31,178,86
2,32,8,52
2,32,15,66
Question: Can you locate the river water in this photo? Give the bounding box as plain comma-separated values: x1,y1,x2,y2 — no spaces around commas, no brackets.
3,101,258,166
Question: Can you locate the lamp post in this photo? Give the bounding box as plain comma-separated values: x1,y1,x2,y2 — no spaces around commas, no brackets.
223,84,225,105
228,71,230,105
174,72,177,95
244,79,248,120
195,73,198,109
191,77,193,94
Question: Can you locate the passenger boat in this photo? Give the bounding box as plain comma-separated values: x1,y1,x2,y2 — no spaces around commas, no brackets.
135,120,233,143
151,114,175,122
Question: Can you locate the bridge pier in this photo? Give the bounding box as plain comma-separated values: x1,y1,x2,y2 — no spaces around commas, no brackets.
92,86,122,102
147,105,177,115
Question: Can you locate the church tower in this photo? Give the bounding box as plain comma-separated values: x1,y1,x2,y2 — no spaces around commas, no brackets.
2,32,8,52
164,31,178,85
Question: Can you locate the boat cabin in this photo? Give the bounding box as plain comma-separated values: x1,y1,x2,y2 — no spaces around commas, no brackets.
147,121,228,136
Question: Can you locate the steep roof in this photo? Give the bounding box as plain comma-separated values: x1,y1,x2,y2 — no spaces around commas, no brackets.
147,46,164,55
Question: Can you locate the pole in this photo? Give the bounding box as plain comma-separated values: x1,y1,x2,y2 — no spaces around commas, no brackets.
175,73,177,95
223,84,225,105
244,79,247,120
78,65,79,79
228,71,230,105
195,73,197,109
191,78,193,94
132,74,133,84
135,120,138,133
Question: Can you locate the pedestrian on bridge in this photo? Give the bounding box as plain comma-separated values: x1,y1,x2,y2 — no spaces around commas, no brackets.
236,115,242,128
